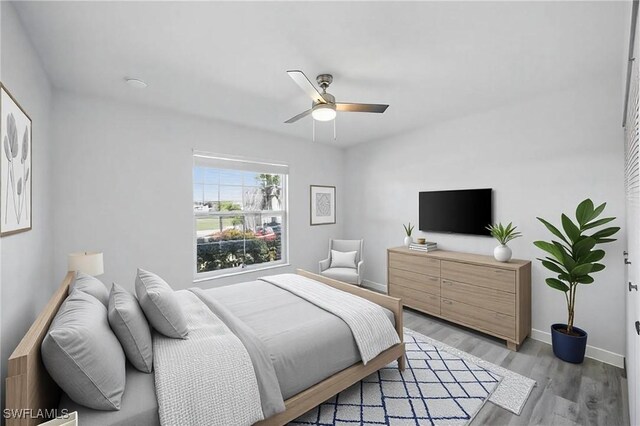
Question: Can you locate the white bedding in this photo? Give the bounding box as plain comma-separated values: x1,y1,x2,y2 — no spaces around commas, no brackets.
153,291,264,426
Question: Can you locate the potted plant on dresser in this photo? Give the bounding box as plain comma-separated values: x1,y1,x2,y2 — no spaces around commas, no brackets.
402,222,414,247
486,222,522,262
534,199,619,363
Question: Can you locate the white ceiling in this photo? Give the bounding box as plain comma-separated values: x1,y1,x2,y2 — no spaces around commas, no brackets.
14,1,627,146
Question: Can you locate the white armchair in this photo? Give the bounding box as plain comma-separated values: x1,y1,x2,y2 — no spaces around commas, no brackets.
319,239,364,285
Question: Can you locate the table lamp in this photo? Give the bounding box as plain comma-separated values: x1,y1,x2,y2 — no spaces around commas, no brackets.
68,252,104,276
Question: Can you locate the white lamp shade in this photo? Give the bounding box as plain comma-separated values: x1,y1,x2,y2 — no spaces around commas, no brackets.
68,252,104,276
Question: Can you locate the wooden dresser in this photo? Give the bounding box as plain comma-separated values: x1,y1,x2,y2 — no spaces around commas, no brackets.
387,247,531,350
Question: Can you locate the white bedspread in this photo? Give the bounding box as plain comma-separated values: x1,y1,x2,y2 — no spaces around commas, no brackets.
259,273,400,364
153,291,264,426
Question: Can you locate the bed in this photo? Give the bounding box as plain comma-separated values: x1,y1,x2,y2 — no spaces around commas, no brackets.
5,269,405,426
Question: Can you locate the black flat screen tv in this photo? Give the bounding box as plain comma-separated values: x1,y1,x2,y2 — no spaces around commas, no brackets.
419,189,492,236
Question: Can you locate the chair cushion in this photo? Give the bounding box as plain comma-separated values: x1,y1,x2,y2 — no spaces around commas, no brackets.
108,283,153,373
42,290,126,411
135,269,188,339
68,271,109,307
330,250,357,269
331,240,362,263
321,267,359,284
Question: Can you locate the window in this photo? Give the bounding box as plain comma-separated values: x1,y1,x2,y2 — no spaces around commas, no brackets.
193,153,288,278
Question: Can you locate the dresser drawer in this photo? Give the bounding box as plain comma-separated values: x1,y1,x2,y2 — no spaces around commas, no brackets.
441,260,515,293
389,252,440,277
389,284,440,316
441,278,515,316
441,298,515,339
389,267,440,296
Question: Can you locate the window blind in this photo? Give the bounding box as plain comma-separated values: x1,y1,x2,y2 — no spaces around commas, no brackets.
193,151,289,175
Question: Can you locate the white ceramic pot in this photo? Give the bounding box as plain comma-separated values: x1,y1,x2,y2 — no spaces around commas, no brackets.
404,236,413,247
494,244,512,262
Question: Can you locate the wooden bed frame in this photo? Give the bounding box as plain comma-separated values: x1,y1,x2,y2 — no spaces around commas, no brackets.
5,269,405,426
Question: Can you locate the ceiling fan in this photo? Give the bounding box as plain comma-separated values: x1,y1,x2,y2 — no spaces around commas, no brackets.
284,70,389,124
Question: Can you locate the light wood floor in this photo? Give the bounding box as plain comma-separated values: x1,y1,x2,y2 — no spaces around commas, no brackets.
402,308,629,426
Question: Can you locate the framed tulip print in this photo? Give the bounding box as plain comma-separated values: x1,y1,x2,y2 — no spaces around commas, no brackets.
1,83,32,236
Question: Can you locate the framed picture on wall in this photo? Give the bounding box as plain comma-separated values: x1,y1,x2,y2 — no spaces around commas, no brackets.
310,185,336,225
1,83,32,237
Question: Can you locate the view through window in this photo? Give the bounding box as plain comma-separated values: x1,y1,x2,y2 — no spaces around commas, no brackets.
194,154,287,276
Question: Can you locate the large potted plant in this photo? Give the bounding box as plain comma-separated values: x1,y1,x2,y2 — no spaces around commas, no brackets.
534,199,619,363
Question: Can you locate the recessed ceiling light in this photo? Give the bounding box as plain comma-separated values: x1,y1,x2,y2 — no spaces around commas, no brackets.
125,78,147,89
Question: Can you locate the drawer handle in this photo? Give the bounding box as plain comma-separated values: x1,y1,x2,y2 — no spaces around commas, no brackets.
442,280,452,285
442,299,452,305
494,270,504,274
429,276,438,281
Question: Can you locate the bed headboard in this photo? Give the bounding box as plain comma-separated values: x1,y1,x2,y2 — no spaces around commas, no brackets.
5,272,74,426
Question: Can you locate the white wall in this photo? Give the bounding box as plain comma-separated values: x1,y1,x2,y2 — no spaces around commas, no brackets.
344,79,626,359
51,91,344,292
0,0,54,411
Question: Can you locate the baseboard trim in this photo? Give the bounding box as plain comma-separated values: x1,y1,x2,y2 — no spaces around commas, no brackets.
529,328,624,369
360,280,624,369
362,279,387,293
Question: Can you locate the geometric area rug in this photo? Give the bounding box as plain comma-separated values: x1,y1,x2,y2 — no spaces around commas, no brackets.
290,329,535,426
404,329,536,416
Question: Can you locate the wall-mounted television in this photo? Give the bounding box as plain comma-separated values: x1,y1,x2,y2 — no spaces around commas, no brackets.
419,189,492,236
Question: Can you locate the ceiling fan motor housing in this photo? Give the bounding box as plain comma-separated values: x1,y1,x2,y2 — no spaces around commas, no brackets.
313,92,335,107
316,74,333,91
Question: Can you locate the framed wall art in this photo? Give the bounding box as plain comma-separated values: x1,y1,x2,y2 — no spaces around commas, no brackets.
1,83,32,236
310,185,336,226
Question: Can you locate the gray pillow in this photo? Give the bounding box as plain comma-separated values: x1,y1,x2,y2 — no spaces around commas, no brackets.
69,271,109,307
135,269,188,339
108,283,153,373
42,290,126,411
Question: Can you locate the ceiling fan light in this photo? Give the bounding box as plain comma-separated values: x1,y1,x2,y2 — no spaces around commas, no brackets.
312,103,336,121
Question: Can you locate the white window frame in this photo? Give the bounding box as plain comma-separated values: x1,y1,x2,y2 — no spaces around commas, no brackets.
192,152,289,282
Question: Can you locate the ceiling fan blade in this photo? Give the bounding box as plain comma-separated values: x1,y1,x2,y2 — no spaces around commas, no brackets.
287,70,327,104
336,103,389,113
284,108,313,124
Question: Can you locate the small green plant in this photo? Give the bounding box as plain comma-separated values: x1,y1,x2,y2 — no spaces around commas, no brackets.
403,222,414,237
534,199,619,335
486,222,522,245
